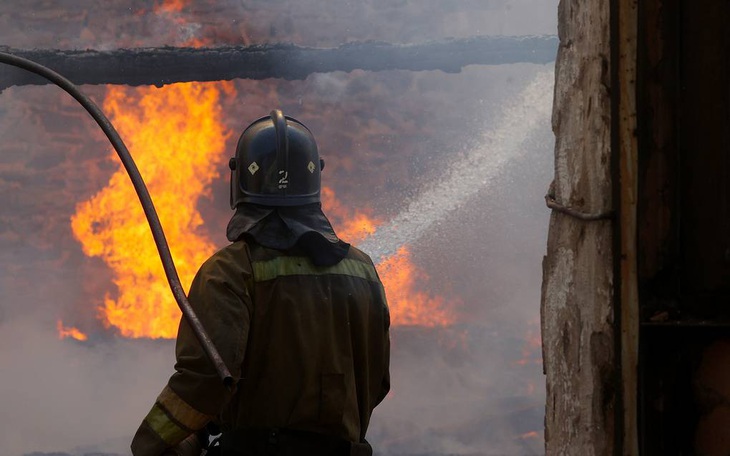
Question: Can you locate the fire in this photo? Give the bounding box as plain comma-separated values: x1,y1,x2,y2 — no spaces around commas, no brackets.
515,319,542,366
321,186,380,243
57,320,88,341
322,187,456,327
377,246,456,327
71,82,233,339
154,0,189,14
151,0,209,48
68,80,453,339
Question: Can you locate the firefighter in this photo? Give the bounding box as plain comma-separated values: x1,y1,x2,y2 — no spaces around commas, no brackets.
130,110,391,456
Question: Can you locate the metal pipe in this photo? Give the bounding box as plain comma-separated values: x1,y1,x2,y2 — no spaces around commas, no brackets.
0,51,234,387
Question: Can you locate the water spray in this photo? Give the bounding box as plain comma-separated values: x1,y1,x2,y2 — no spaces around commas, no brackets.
360,69,554,264
0,51,233,387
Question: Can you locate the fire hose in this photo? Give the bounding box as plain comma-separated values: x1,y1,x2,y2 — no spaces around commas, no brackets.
0,51,234,387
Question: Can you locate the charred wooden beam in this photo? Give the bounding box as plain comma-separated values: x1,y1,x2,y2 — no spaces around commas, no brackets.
0,35,557,89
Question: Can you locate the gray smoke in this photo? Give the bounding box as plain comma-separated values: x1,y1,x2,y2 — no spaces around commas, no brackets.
0,1,558,455
360,69,554,265
0,68,554,456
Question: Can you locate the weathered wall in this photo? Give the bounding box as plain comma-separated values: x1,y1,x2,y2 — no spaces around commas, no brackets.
540,0,615,454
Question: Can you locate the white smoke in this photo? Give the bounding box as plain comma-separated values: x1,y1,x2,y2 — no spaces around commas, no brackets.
0,316,173,456
0,2,558,455
360,69,554,264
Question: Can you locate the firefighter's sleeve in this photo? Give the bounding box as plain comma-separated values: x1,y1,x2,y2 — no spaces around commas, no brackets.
131,253,252,456
377,294,391,405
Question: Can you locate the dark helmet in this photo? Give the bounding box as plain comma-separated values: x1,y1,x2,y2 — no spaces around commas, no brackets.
229,110,324,208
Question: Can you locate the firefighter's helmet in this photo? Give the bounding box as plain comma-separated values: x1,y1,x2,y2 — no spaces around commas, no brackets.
229,110,324,208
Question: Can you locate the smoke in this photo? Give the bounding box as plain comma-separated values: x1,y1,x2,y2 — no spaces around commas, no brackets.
360,69,554,264
0,2,557,455
0,318,173,455
363,69,554,455
0,0,557,50
0,68,553,456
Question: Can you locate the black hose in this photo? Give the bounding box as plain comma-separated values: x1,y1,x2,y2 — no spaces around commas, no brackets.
0,51,233,387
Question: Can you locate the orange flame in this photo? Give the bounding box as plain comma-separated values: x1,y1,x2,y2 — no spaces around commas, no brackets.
154,0,189,13
322,187,456,327
69,81,454,339
378,246,456,327
71,82,234,339
57,320,88,341
515,319,542,366
151,0,208,49
321,187,380,243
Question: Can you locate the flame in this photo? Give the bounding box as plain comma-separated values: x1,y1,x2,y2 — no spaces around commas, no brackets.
69,80,453,339
71,82,234,339
151,0,208,48
322,187,456,327
154,0,189,14
515,319,542,366
321,186,380,243
57,320,88,341
378,246,456,327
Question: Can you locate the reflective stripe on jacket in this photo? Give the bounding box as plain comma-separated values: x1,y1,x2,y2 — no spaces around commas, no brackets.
131,239,390,455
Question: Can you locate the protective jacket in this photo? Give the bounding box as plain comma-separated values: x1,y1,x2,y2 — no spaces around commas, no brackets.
131,238,391,455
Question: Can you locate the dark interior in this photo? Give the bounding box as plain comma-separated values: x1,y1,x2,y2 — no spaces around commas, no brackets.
638,0,730,453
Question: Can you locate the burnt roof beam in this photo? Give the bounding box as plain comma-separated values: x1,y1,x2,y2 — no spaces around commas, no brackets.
0,35,557,90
